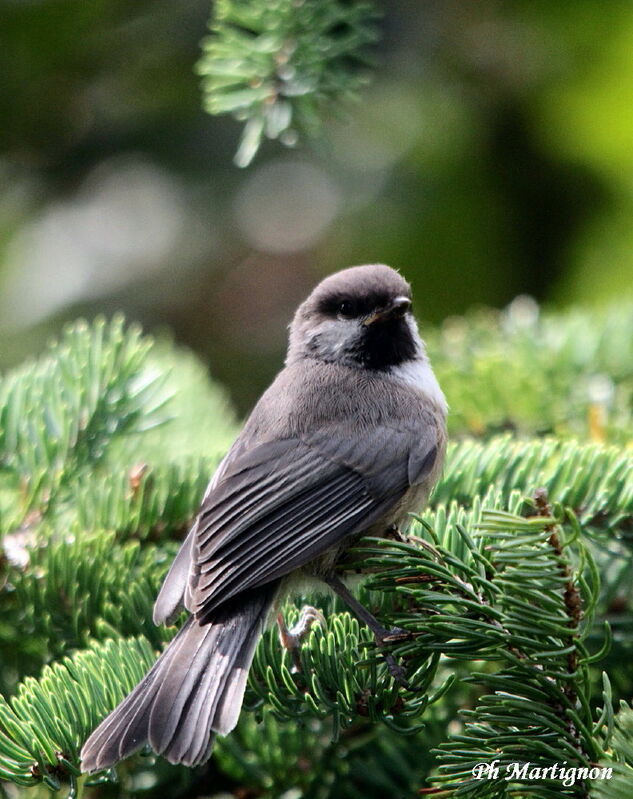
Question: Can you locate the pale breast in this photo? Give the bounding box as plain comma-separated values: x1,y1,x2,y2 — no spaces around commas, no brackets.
387,357,448,416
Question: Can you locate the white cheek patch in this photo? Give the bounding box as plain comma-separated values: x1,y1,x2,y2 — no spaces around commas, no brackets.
309,318,360,361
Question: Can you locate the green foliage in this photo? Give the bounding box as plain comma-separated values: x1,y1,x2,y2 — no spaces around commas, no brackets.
0,317,164,524
349,503,604,796
197,0,379,165
215,710,437,799
12,532,175,658
427,299,633,443
1,302,632,798
0,317,237,540
247,607,443,733
68,460,212,542
0,316,236,694
591,703,633,799
436,436,633,533
0,638,155,789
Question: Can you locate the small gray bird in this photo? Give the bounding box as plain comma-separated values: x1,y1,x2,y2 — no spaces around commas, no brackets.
81,263,447,772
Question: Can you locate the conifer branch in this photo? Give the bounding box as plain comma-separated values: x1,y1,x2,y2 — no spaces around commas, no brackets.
435,436,633,535
428,300,633,442
592,702,633,799
0,316,167,531
0,492,611,795
197,0,380,165
0,638,155,789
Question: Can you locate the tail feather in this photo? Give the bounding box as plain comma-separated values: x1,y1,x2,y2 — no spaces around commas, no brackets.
162,640,227,765
83,651,173,771
166,607,264,765
81,585,276,772
148,618,217,755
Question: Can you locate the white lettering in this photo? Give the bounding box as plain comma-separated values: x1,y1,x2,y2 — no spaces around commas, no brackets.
479,761,612,785
505,762,530,780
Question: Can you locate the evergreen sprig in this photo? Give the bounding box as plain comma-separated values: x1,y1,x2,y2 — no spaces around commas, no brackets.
214,708,438,799
591,702,633,799
0,490,609,797
0,316,236,546
0,317,235,694
69,458,213,542
197,0,380,165
0,316,167,529
4,436,628,687
247,607,449,735
431,502,602,796
12,532,176,658
428,299,633,443
0,638,155,790
435,436,633,534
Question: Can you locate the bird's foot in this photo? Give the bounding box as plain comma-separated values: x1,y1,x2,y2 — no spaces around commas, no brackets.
277,606,326,672
385,524,408,543
382,653,412,689
322,573,414,689
373,626,414,689
374,625,412,645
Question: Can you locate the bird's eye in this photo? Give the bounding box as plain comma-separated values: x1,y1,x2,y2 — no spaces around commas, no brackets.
338,300,355,318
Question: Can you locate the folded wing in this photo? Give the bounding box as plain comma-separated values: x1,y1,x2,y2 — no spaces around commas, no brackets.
179,425,438,617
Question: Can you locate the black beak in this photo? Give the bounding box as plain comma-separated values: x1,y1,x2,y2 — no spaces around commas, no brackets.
363,296,412,326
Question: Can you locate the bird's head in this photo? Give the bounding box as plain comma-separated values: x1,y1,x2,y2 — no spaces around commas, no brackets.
287,264,424,371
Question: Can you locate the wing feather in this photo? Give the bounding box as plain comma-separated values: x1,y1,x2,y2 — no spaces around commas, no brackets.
194,476,371,603
186,435,417,616
157,423,439,619
196,447,317,551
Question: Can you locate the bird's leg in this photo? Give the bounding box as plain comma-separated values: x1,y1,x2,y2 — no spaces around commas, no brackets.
277,606,326,672
323,573,412,687
323,574,411,644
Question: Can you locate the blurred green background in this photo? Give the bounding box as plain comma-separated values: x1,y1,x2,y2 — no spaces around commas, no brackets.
1,0,632,413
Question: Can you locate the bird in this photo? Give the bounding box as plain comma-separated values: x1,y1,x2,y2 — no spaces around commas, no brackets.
80,263,447,772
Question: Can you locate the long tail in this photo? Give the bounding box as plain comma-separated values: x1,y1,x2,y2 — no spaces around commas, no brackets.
80,585,276,771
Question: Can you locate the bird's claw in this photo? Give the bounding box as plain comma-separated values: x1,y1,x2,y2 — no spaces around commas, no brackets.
375,626,412,645
373,626,413,689
383,654,413,689
277,606,326,672
385,524,408,543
